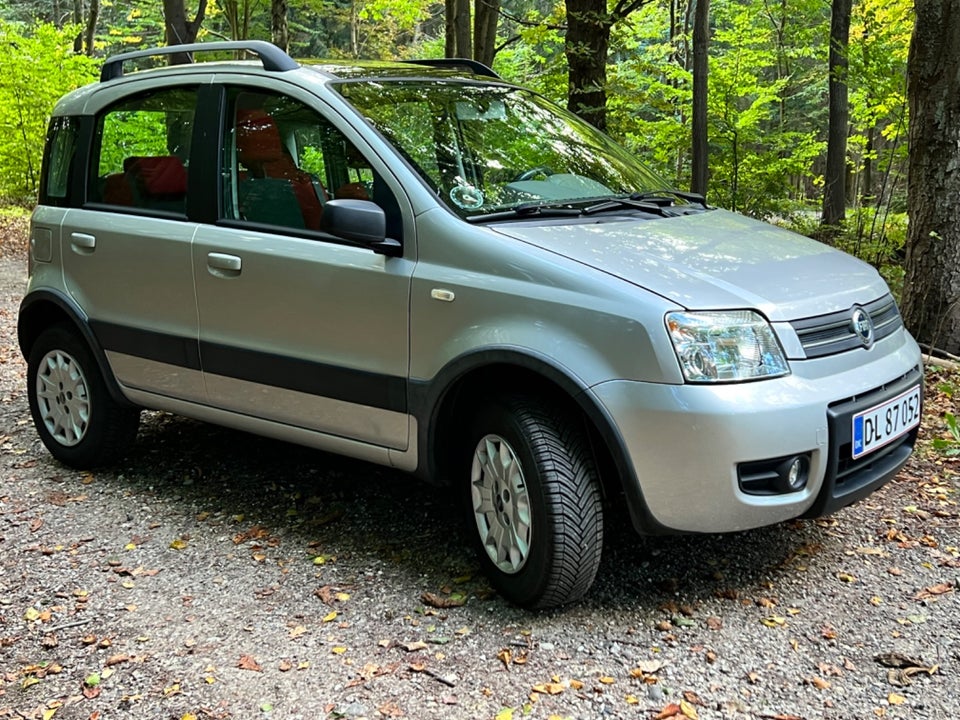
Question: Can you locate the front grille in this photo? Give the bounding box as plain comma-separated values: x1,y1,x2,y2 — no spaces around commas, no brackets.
790,295,903,359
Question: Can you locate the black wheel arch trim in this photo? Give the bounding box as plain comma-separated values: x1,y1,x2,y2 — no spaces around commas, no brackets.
18,289,136,409
408,347,676,536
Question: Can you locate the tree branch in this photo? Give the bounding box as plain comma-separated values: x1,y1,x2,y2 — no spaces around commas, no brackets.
497,8,566,32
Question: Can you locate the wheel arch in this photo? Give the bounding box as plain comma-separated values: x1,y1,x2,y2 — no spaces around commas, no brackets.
410,348,672,535
18,290,134,408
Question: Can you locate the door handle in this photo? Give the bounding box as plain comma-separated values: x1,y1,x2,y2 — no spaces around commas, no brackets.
207,252,242,277
70,232,96,254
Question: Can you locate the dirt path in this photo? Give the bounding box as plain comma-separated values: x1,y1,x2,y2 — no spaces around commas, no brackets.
1,217,959,720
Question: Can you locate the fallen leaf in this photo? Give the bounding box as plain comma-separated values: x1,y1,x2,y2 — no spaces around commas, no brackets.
322,611,338,623
30,517,43,533
598,676,615,684
531,682,564,695
497,648,511,669
169,538,188,551
679,700,699,719
888,693,906,705
808,676,831,690
706,616,722,631
761,616,786,628
403,640,428,652
913,582,955,600
331,646,347,655
289,625,308,639
653,703,682,720
421,591,466,609
377,701,404,717
237,655,262,672
279,660,293,671
494,708,514,720
837,572,857,583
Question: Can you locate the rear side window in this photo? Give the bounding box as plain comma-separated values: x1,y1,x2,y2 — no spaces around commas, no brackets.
40,117,80,206
88,87,198,215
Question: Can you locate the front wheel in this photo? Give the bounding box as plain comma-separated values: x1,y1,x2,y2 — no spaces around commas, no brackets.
464,396,603,608
27,323,140,469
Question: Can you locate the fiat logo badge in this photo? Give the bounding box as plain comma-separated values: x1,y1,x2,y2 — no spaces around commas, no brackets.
850,306,874,347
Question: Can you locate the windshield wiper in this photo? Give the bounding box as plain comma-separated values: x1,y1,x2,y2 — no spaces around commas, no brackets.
581,198,668,216
631,189,708,207
465,202,583,223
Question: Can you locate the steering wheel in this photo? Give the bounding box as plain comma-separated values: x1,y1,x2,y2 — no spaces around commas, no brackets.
513,166,554,182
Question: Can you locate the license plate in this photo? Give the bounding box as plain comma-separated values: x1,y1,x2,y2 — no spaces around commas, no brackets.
851,385,921,459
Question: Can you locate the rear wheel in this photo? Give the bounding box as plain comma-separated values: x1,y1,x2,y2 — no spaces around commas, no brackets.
27,324,139,468
464,395,603,608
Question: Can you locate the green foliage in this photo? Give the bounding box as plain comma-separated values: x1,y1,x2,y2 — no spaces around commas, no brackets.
0,22,98,202
0,0,919,224
932,412,960,457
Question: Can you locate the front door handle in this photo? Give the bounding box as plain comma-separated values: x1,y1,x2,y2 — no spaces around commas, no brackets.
207,252,242,278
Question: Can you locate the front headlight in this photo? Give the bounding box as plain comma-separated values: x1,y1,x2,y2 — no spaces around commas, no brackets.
666,310,789,383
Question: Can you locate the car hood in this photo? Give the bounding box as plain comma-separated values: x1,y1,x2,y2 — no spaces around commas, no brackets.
491,209,890,321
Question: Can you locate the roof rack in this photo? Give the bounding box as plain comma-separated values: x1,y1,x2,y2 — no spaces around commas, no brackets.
401,58,500,79
100,40,299,82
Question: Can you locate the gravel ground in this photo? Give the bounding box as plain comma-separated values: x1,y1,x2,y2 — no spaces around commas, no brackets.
1,214,959,720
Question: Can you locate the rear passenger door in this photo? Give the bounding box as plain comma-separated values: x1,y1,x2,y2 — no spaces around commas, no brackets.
192,85,414,450
61,85,204,402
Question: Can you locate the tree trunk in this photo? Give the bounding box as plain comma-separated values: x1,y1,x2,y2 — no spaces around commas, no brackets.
271,0,288,52
474,0,500,67
163,0,209,65
822,0,851,227
455,0,472,57
445,0,456,57
565,0,610,130
73,0,82,53
83,0,98,56
690,0,709,196
901,0,960,354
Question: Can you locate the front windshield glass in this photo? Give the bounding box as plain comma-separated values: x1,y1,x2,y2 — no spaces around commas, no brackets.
334,80,671,218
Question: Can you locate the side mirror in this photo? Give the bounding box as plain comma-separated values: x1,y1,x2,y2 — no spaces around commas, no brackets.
320,199,402,257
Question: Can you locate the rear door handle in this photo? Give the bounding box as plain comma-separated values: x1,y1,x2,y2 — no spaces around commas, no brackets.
70,232,96,253
207,252,242,278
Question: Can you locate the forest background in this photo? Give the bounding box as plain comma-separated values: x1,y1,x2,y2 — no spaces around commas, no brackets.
0,0,956,356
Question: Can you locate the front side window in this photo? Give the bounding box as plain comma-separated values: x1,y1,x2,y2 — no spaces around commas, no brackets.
89,87,197,214
222,89,401,238
335,81,670,218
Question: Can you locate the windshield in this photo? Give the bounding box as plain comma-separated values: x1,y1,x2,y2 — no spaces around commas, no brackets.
334,80,672,218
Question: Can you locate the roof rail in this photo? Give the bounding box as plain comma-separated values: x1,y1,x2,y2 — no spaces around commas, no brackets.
100,40,299,82
401,58,500,79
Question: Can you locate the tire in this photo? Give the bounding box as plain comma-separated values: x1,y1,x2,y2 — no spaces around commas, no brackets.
464,395,603,608
27,323,140,469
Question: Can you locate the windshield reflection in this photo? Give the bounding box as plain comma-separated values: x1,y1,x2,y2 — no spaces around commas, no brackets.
334,81,671,218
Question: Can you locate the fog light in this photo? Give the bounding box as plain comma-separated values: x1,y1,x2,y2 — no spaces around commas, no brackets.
776,456,808,493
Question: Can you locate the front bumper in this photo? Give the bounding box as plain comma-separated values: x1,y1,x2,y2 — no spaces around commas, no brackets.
589,335,922,534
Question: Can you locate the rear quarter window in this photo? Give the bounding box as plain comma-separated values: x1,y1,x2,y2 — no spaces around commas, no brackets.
40,116,80,207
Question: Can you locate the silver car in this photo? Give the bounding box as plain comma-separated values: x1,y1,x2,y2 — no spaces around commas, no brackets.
19,41,923,608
